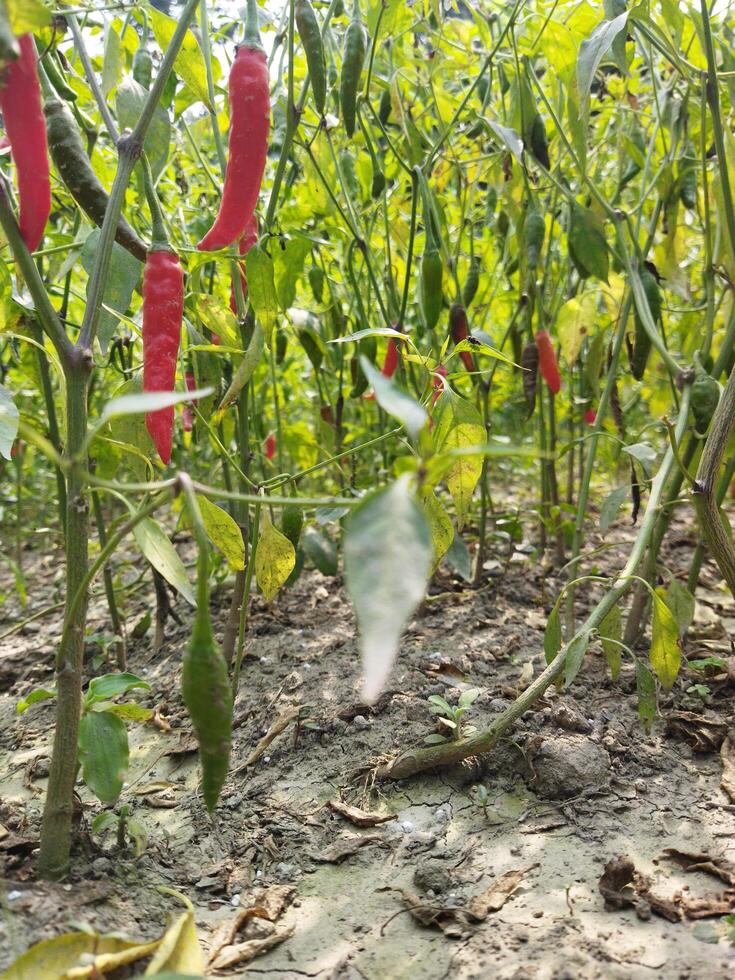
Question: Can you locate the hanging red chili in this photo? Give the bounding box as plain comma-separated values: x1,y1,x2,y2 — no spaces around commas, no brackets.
0,34,50,253
364,338,398,400
229,214,259,314
449,303,475,373
535,330,561,394
584,408,596,425
143,248,184,464
197,0,269,252
264,432,276,460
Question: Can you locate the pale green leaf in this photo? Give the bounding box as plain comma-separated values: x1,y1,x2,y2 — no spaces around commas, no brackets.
599,604,622,680
421,490,453,574
650,587,681,689
198,496,245,571
0,383,19,460
255,512,296,601
245,246,279,346
132,518,195,606
78,711,128,804
149,6,210,107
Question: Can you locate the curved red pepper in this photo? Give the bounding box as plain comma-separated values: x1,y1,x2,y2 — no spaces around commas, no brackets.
364,338,399,400
0,35,50,253
143,249,184,464
229,214,259,314
584,408,596,425
535,330,561,394
197,43,269,252
264,432,276,460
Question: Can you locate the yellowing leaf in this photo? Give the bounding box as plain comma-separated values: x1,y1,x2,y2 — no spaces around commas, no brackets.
599,604,622,680
149,6,210,108
650,587,681,689
1,932,159,979
556,292,597,366
255,512,296,602
199,495,245,571
421,490,453,574
442,422,484,526
144,909,205,976
7,0,50,33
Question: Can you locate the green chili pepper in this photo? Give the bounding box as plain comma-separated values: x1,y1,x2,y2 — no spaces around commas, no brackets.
378,86,391,125
630,267,661,381
44,98,147,262
275,328,288,364
339,148,360,201
296,0,326,115
38,46,78,102
132,45,153,90
462,254,481,309
371,165,386,199
281,504,304,547
528,112,550,169
181,482,233,813
678,142,697,210
523,205,545,271
308,264,324,303
691,356,720,434
339,0,367,138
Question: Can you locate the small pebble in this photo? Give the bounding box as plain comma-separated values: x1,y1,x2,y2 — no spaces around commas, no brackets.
401,820,415,834
7,891,21,902
352,715,369,730
230,894,241,907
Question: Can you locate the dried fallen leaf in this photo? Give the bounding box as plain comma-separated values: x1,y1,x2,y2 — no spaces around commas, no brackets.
307,833,384,864
327,798,397,827
209,924,295,971
661,849,735,887
664,711,729,752
676,889,735,919
207,885,295,965
598,855,680,922
467,865,539,919
721,733,735,803
240,706,300,768
399,889,469,937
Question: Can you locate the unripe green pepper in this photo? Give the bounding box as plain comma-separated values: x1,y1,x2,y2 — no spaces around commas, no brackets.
281,504,304,547
339,0,367,138
296,0,327,115
691,357,720,434
462,255,481,309
420,248,443,330
523,205,545,270
132,45,153,89
630,267,661,381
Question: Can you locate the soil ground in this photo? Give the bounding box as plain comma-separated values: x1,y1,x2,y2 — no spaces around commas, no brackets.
1,510,734,978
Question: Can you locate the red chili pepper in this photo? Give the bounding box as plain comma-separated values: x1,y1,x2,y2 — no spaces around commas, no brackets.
182,371,196,433
584,408,596,425
364,338,399,400
143,248,184,464
431,364,447,406
264,432,276,460
449,304,475,373
535,330,561,394
0,35,50,253
197,2,269,252
229,214,259,314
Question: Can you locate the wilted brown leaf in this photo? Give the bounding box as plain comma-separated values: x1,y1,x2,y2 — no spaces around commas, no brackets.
468,865,539,920
327,798,397,827
661,849,735,887
721,733,735,803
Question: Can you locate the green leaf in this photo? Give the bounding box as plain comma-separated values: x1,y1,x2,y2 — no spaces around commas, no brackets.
650,587,681,689
635,659,657,728
78,711,129,804
599,485,628,533
576,12,628,119
0,383,19,460
599,604,622,680
16,687,56,714
564,629,591,687
81,230,142,353
664,578,695,636
568,204,608,282
149,6,210,108
218,322,265,414
116,76,171,179
452,338,516,367
622,442,657,475
275,238,312,310
302,525,338,575
544,601,562,664
85,672,150,707
132,517,195,606
198,496,245,571
458,687,481,708
99,388,213,428
101,24,123,97
245,245,279,346
486,119,524,163
255,511,296,602
361,356,427,439
344,477,432,702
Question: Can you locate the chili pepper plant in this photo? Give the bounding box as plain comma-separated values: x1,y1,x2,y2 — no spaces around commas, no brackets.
0,0,734,881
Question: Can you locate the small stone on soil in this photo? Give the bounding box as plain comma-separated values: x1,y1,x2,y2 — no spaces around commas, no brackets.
530,735,611,799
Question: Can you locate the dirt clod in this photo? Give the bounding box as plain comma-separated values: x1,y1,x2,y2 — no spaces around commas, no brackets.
529,734,610,798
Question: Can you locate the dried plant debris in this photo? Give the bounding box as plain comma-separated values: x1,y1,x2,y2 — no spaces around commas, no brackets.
660,849,735,888
599,855,681,922
207,885,295,972
721,732,735,803
664,711,730,752
327,797,397,827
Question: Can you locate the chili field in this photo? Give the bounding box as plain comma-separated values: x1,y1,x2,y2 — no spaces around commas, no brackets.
0,0,734,976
